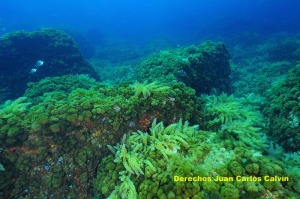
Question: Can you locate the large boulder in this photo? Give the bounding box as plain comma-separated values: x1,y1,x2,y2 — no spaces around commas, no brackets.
136,41,231,95
0,28,99,101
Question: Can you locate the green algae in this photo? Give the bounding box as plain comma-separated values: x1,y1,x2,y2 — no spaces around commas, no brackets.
95,118,300,198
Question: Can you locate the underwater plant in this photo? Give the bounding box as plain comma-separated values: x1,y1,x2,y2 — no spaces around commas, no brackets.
95,119,300,199
0,97,31,139
130,81,170,99
0,76,201,198
25,74,96,99
202,93,268,150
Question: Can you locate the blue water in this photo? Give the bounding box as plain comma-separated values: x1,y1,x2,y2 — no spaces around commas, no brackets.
1,0,300,44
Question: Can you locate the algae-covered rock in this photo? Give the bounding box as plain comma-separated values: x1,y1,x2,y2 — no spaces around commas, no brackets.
0,76,201,198
0,28,99,101
25,74,96,99
264,63,300,152
94,119,299,199
136,41,231,94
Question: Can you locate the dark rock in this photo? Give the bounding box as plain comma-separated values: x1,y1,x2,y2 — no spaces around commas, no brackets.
0,28,99,101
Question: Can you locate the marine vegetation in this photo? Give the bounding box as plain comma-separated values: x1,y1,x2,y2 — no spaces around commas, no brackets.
232,61,293,97
136,41,231,95
1,31,299,198
24,74,97,98
264,63,300,152
0,75,201,198
202,93,267,149
131,81,170,99
0,97,31,138
95,118,300,199
229,34,298,97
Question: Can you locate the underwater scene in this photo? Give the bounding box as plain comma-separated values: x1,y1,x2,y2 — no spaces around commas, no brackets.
0,0,300,198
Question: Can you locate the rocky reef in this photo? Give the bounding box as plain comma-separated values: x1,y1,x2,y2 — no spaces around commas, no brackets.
136,41,231,95
264,63,300,152
95,94,300,199
0,75,201,198
0,36,299,199
0,28,99,101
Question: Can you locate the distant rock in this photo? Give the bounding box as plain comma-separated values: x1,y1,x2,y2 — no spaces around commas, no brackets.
0,28,99,101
